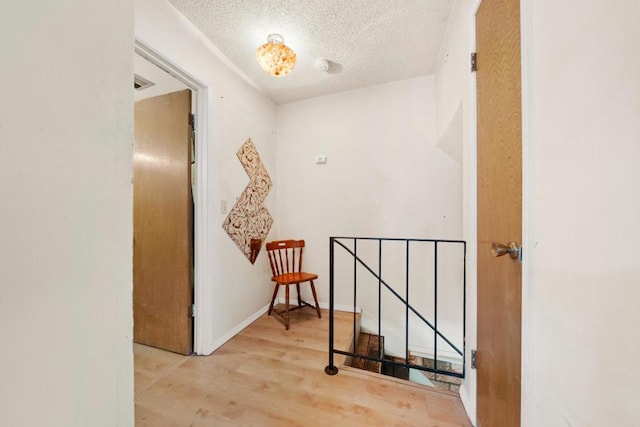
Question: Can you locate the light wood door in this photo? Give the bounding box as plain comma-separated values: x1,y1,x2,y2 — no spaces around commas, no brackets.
134,89,193,355
476,0,522,425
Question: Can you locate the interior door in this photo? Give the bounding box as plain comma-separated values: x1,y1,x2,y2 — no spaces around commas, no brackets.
476,0,522,425
134,89,193,355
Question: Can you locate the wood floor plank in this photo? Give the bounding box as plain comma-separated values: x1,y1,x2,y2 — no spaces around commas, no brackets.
134,343,191,394
135,309,471,426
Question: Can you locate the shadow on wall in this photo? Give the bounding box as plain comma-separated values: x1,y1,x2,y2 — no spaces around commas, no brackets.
437,104,463,165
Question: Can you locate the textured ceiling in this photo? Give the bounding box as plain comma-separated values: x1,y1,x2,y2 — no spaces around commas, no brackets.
167,0,453,105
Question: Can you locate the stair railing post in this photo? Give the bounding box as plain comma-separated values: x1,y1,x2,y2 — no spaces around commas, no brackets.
462,241,467,377
434,241,438,371
405,240,410,364
325,237,338,375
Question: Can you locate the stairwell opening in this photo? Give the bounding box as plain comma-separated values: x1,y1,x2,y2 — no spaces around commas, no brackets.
348,331,463,393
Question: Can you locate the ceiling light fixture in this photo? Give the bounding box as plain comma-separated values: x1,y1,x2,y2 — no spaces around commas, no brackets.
256,34,297,77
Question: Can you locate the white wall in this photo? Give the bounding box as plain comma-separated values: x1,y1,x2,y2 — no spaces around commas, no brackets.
435,0,474,139
0,1,134,426
277,76,463,357
524,1,640,425
136,0,278,354
437,0,640,425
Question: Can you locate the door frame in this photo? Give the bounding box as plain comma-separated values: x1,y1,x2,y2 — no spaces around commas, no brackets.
467,0,533,425
134,38,210,355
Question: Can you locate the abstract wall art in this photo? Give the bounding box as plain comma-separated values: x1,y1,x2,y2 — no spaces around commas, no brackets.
222,138,274,264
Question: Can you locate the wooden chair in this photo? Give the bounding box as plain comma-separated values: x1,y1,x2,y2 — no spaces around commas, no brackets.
266,239,322,330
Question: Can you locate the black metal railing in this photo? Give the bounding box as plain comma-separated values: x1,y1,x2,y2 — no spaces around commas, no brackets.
325,237,466,380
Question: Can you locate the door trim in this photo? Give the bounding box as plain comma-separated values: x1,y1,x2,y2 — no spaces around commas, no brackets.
519,0,533,425
469,0,533,425
461,2,481,424
134,38,210,355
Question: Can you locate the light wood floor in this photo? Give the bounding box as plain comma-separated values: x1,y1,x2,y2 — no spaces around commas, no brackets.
134,308,471,426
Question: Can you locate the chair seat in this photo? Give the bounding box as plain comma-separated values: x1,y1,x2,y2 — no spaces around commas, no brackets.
272,272,318,285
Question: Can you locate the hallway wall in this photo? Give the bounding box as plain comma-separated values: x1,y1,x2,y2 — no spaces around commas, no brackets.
524,0,640,424
0,1,134,425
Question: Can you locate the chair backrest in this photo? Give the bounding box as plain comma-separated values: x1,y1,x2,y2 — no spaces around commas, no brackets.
266,239,306,278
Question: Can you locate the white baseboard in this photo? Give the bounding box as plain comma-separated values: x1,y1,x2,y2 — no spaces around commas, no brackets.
319,302,361,313
205,303,270,355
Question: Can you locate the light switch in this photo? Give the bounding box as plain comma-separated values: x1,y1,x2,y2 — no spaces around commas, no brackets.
315,155,327,164
221,199,228,214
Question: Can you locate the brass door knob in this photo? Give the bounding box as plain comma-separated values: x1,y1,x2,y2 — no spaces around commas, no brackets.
491,241,520,259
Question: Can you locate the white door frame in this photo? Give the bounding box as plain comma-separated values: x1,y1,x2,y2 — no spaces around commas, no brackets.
134,38,210,355
468,0,533,425
461,2,480,424
519,0,533,424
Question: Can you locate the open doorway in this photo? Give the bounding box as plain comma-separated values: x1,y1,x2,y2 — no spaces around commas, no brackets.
133,40,210,355
134,52,194,354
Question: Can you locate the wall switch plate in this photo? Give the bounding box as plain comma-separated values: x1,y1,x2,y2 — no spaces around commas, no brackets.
221,199,228,214
315,155,327,164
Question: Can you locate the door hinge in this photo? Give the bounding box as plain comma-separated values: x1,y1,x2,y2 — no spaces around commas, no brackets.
189,113,196,131
471,349,477,369
191,304,196,317
471,52,477,72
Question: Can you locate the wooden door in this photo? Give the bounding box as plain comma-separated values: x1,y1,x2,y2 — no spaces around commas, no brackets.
134,89,193,355
476,0,522,425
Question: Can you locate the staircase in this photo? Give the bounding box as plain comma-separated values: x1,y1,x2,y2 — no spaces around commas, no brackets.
349,332,408,380
350,332,384,373
348,331,462,391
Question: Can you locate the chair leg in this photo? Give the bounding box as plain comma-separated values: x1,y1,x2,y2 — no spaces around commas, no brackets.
296,283,302,307
310,280,322,319
268,282,279,316
285,284,290,330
